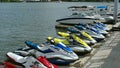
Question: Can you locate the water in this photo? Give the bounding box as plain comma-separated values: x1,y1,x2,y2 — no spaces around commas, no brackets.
0,2,116,61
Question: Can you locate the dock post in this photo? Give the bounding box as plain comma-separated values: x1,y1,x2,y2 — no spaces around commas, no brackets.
114,0,119,24
112,0,120,31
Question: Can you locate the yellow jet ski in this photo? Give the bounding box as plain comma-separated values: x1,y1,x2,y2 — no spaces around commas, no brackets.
47,36,92,53
67,27,97,45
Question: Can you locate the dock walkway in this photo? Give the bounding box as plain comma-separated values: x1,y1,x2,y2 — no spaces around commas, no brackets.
84,31,120,68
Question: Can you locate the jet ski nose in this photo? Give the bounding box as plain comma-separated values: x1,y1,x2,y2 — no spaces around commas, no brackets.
6,52,26,63
72,55,79,60
100,34,105,39
73,57,79,60
91,39,97,44
68,52,79,60
104,31,109,35
85,46,92,52
94,34,105,39
84,40,91,44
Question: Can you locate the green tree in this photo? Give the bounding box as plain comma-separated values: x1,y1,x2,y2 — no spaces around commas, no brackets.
1,0,20,2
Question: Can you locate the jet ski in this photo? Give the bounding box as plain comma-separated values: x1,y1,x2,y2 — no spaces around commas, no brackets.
90,24,109,36
74,25,105,42
78,23,108,36
93,22,110,31
15,50,58,68
67,27,97,45
93,22,107,30
47,36,92,54
25,41,78,65
57,32,92,53
6,51,58,68
6,52,46,68
0,61,23,68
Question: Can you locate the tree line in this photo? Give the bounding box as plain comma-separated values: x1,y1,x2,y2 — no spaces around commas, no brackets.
0,0,116,2
55,0,115,2
0,0,21,2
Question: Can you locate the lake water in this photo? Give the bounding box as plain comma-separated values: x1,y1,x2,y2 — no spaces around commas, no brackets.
0,2,117,61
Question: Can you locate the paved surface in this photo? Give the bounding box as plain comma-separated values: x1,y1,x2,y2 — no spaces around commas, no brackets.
84,31,120,68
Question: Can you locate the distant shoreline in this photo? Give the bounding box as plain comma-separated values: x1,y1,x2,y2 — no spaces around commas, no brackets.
0,1,114,3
